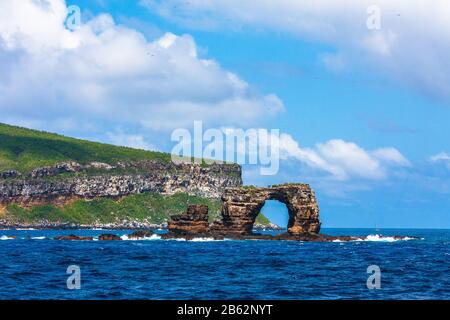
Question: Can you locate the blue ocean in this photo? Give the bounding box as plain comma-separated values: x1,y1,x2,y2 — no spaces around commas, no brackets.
0,228,449,300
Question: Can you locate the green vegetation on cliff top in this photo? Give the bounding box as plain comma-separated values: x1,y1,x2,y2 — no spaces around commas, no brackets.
0,122,171,173
0,123,272,226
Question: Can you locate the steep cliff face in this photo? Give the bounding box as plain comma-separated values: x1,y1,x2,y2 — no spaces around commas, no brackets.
0,160,242,206
0,123,246,227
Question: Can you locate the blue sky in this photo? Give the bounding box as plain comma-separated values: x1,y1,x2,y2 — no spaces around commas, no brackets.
1,0,450,228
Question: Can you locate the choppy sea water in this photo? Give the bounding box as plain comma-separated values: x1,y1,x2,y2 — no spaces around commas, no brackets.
0,228,449,300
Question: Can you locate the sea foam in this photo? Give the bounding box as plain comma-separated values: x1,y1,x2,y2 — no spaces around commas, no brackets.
120,234,162,241
358,234,417,242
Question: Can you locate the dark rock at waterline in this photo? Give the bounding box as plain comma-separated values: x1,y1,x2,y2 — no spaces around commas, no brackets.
161,233,224,241
162,231,353,242
98,233,122,241
54,234,93,241
127,230,154,239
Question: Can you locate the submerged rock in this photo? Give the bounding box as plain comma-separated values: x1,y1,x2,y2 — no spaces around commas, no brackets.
98,233,122,241
54,234,93,241
127,230,154,239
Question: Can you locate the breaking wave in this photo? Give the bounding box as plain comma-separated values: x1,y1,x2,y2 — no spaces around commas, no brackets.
357,234,419,242
190,237,217,242
120,234,162,241
0,235,15,240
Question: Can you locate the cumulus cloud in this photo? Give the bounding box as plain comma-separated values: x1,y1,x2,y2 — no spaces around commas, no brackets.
214,127,409,181
0,0,283,134
276,135,409,181
142,0,450,103
372,147,411,166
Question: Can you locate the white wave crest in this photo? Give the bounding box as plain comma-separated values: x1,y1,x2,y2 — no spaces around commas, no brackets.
166,237,227,242
190,237,216,242
357,234,417,242
120,234,162,241
0,235,15,240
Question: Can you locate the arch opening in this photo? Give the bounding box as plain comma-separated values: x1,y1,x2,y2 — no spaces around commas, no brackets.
253,199,289,233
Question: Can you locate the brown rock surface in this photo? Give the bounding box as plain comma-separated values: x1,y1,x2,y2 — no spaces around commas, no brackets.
168,204,210,235
54,234,93,241
165,184,328,240
212,184,320,235
98,233,122,241
127,230,154,239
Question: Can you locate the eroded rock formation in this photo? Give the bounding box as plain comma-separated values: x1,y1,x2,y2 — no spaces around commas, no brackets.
0,161,242,206
168,204,210,235
213,184,320,235
165,184,325,240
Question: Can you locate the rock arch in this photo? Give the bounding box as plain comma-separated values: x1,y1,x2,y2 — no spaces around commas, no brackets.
212,184,321,235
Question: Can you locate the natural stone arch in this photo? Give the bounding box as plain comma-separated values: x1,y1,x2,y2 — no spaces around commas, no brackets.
256,199,289,229
212,184,321,235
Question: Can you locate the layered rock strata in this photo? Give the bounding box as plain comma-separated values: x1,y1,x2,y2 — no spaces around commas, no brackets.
164,184,418,242
165,185,327,241
213,184,320,235
0,161,242,206
167,204,210,235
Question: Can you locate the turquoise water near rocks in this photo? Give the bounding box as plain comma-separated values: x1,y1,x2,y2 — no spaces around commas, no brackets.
0,228,449,299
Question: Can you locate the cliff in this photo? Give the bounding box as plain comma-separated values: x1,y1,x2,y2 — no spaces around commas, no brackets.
0,123,245,228
0,160,242,228
0,160,242,206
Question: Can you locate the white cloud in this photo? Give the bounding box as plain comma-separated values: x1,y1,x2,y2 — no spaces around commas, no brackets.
219,128,409,181
430,152,450,170
276,135,409,181
142,0,450,103
106,131,157,151
372,147,411,166
0,0,283,134
430,152,450,163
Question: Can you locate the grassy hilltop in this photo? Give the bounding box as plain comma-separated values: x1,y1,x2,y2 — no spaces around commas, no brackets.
0,123,271,227
0,123,171,173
